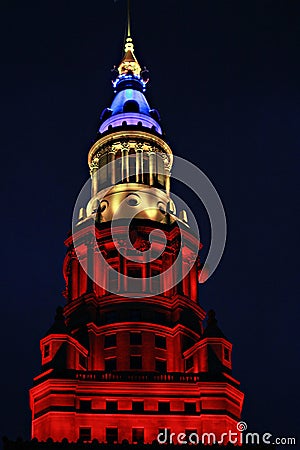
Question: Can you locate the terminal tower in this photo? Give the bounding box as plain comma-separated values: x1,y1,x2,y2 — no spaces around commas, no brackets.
28,16,244,446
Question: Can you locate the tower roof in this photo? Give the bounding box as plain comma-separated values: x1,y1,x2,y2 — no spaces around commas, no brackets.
98,3,162,136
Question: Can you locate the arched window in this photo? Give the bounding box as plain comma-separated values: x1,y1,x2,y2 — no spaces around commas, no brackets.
123,100,140,113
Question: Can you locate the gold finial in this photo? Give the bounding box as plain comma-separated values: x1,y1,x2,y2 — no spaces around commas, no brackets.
118,0,141,76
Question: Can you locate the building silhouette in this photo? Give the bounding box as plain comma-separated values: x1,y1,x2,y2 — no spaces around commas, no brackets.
13,18,244,447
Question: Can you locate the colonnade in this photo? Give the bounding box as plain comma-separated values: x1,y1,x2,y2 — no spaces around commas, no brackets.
67,244,198,302
90,142,171,196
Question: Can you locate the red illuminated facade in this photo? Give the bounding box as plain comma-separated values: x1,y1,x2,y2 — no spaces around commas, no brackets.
29,25,244,445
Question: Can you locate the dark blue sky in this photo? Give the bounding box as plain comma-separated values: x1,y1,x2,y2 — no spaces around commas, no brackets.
0,0,299,445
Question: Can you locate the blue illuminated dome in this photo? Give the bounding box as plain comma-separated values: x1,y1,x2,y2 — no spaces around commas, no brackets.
98,36,162,135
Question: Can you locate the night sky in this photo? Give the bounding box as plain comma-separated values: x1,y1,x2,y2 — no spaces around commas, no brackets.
0,0,299,445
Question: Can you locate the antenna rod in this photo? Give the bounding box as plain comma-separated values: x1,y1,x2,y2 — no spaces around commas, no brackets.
127,0,131,37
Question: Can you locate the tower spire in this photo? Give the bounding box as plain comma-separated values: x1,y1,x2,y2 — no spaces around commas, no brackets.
118,0,141,76
127,0,131,38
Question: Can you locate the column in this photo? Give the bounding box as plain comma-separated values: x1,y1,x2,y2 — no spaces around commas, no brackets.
108,148,116,185
136,150,143,183
118,240,127,293
177,251,184,295
119,253,124,293
190,264,198,301
121,146,129,182
156,152,165,187
135,144,144,183
68,250,76,301
165,167,171,194
86,238,94,294
90,160,99,196
91,171,98,196
162,251,172,297
171,241,183,296
149,150,156,186
71,256,79,299
98,245,108,294
142,259,147,292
